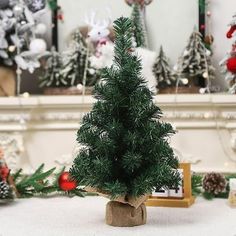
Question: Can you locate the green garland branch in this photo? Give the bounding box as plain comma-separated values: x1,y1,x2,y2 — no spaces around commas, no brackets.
191,172,236,200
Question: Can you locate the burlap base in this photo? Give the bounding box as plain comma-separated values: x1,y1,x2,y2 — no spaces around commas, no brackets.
106,201,147,227
0,67,15,97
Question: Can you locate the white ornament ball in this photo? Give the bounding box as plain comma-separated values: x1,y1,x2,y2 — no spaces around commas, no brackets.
199,88,206,94
183,50,189,56
35,23,47,35
173,65,178,72
22,92,30,98
202,71,209,79
76,83,84,91
8,45,16,52
181,78,189,85
205,49,211,57
29,39,47,54
207,11,211,17
88,68,95,75
13,5,23,16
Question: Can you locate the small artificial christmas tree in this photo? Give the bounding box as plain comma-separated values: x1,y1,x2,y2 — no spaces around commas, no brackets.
39,47,66,88
220,13,236,93
177,28,215,91
131,3,148,48
70,17,180,227
60,29,99,87
153,46,176,92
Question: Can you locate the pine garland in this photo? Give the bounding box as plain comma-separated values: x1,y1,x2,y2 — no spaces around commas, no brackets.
12,164,84,198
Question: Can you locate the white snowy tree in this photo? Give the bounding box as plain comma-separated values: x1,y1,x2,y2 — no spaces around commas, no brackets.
177,28,215,88
153,46,176,90
39,47,67,88
60,29,99,87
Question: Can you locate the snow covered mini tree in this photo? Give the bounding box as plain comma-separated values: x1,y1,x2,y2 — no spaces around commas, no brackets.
70,17,180,227
39,47,66,88
220,13,236,93
60,29,98,88
153,46,176,93
177,28,215,92
131,3,147,48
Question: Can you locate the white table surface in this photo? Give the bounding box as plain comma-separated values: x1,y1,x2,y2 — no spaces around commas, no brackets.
0,196,235,236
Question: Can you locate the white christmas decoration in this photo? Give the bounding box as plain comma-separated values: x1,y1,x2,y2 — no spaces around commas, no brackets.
0,0,47,82
153,46,176,91
199,87,207,94
12,4,23,16
181,78,189,85
202,71,209,79
35,23,47,35
15,51,40,73
8,45,16,52
60,29,99,87
29,38,47,54
205,49,211,57
0,28,8,49
177,28,215,87
31,0,45,11
183,50,189,56
76,83,84,91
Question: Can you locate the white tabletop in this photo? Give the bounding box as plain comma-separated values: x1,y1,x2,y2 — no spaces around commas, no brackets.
0,196,235,236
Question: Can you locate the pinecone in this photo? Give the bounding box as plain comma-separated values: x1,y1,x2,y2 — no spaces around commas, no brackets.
203,173,226,195
0,181,11,199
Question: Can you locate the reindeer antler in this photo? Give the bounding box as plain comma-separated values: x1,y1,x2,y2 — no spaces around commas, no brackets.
84,10,97,27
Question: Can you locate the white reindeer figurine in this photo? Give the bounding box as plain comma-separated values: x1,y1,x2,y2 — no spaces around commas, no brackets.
85,11,157,93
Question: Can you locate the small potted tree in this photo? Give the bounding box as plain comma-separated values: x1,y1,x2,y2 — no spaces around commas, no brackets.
70,17,180,227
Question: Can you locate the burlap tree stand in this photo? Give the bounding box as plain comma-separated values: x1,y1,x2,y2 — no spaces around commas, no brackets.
106,201,147,227
85,187,148,227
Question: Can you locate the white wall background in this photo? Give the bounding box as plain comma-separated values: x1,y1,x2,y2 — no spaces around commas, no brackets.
58,0,236,91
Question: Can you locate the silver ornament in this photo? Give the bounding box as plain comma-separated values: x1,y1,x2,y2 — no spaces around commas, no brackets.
13,4,23,17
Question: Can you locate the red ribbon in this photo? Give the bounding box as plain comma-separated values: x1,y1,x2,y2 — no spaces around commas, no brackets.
227,25,236,39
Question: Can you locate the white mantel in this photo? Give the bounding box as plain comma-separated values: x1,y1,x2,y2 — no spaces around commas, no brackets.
1,94,236,173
